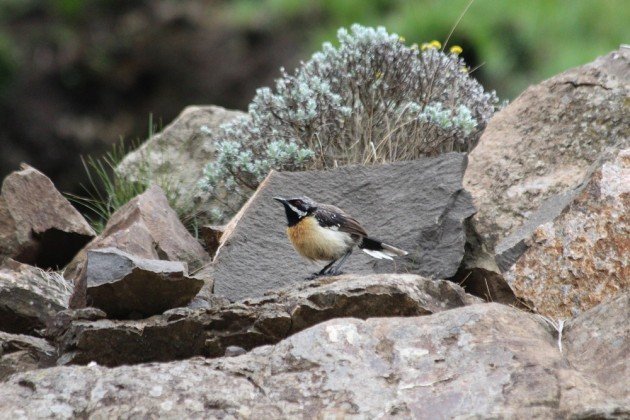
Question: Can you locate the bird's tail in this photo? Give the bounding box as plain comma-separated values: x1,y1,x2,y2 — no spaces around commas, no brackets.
359,237,408,260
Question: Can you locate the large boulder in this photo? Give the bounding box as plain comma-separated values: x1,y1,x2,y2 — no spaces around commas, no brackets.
1,294,627,418
212,154,475,302
0,331,56,380
53,274,477,366
65,185,209,306
460,48,629,308
85,248,204,319
0,164,95,269
117,105,247,215
502,148,629,317
0,259,71,336
465,47,628,249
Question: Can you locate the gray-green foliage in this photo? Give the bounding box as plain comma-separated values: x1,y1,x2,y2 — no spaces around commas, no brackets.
199,24,499,215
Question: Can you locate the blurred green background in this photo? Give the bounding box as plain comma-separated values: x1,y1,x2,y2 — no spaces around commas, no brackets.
0,0,627,192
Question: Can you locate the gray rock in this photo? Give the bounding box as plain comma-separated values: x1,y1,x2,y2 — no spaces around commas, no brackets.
0,331,56,380
0,259,71,335
460,48,629,305
213,154,475,301
54,274,477,366
65,185,209,307
85,248,204,319
0,164,95,269
117,105,247,218
1,296,627,418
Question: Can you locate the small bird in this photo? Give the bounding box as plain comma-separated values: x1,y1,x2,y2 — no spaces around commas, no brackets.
274,195,408,277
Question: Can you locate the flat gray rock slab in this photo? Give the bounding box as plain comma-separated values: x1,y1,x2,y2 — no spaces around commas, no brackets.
86,248,204,319
212,154,475,301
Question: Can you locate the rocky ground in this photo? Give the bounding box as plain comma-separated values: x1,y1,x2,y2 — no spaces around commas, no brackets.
0,48,627,418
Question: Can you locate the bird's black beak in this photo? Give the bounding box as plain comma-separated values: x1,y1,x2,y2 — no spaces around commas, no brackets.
273,196,287,204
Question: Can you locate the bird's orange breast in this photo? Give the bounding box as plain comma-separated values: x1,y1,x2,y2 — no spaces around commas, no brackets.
287,216,351,262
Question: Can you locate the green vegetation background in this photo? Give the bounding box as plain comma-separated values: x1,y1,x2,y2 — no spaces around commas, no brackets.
224,0,628,99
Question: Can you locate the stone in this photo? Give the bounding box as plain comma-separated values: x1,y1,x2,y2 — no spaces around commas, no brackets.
564,292,629,399
502,149,629,317
1,298,627,418
65,185,209,305
459,48,629,305
0,331,56,380
117,105,247,217
0,164,95,269
212,154,475,301
465,47,629,250
54,274,477,366
85,248,204,319
0,259,71,336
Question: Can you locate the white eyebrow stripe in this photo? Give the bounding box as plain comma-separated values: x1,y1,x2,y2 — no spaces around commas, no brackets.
287,203,306,218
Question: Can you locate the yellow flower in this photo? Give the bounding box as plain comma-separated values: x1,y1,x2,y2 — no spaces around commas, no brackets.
450,45,463,55
399,36,405,42
459,66,469,74
422,40,442,51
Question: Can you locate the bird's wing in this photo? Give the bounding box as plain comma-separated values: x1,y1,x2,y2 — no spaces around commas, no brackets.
315,204,368,237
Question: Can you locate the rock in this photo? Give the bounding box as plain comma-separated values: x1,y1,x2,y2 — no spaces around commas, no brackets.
212,154,475,302
85,248,204,319
0,331,56,380
460,48,629,305
502,148,629,317
117,105,247,216
54,274,477,366
0,259,71,335
2,298,627,418
564,292,629,399
65,185,209,305
199,224,225,258
465,48,629,249
0,164,95,269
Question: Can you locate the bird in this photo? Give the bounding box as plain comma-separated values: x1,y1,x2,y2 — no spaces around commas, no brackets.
273,195,408,277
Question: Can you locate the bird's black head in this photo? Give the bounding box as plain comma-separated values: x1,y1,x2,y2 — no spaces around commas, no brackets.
273,196,317,226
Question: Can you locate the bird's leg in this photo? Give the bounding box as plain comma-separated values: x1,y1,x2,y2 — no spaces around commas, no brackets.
329,249,352,275
318,259,337,275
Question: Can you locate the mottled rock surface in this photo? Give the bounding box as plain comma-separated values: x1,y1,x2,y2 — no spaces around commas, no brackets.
117,105,246,213
2,297,627,418
65,185,209,306
0,331,55,380
213,154,475,301
503,149,629,317
0,164,95,269
54,274,477,366
465,48,629,250
0,259,71,335
85,248,204,319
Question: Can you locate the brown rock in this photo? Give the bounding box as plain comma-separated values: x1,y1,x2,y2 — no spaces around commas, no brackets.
2,298,627,418
0,331,56,380
503,149,629,317
0,259,71,335
199,225,225,257
55,274,477,366
85,248,204,319
212,154,475,302
465,48,629,250
65,185,209,300
0,164,95,269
